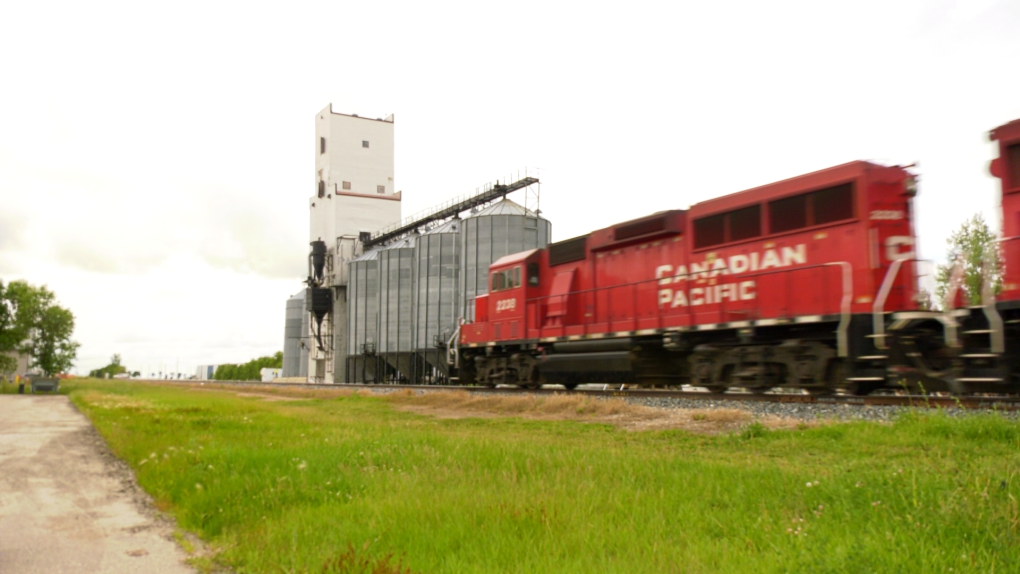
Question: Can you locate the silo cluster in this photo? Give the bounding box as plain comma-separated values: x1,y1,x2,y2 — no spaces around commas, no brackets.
345,199,551,383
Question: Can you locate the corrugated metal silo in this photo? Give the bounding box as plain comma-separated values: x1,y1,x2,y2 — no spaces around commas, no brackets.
461,198,551,320
299,301,309,378
282,291,306,377
377,236,424,382
346,248,385,383
415,219,461,380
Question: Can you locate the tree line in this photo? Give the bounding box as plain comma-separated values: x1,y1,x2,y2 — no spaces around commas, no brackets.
88,353,140,379
213,352,283,381
0,280,79,376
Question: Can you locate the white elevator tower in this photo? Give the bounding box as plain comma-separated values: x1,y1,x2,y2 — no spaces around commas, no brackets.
307,104,402,382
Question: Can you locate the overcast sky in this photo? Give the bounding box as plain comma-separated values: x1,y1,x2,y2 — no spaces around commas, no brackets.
1,0,1018,376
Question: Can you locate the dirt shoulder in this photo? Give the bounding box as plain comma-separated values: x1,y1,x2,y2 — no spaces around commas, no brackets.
0,395,197,574
386,390,818,434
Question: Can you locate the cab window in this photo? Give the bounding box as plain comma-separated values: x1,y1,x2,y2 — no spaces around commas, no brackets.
527,263,539,286
491,267,523,292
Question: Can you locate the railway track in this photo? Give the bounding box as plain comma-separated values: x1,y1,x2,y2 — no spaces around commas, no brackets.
153,380,1020,411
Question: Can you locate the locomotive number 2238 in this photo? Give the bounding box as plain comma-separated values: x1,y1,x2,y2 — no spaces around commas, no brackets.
495,299,517,312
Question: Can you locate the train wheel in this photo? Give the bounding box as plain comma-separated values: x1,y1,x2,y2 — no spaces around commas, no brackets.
747,364,785,394
817,359,845,396
846,380,876,396
562,384,578,390
702,365,732,393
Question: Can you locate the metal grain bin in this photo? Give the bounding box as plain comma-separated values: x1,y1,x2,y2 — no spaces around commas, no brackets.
282,291,306,377
377,236,424,382
461,199,551,320
299,301,309,378
347,248,384,383
415,219,461,379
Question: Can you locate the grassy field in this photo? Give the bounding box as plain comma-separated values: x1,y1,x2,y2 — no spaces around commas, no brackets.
62,379,1020,573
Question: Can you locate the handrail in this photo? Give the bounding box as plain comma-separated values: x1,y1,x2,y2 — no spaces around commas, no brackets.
365,177,538,248
943,255,965,310
823,262,853,357
873,257,931,350
527,261,851,307
942,256,966,348
981,251,1005,353
466,261,856,345
365,168,541,248
446,319,463,367
872,259,903,350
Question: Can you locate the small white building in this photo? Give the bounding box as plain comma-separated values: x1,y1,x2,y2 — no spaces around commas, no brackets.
195,364,219,380
260,368,283,382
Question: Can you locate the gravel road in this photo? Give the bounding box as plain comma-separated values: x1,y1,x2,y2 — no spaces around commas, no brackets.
0,395,196,574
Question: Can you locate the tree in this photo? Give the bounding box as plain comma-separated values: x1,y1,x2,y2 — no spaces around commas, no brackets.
30,306,80,376
89,354,128,379
934,214,1002,308
0,280,80,376
0,280,42,373
916,287,935,311
214,352,284,381
0,281,22,374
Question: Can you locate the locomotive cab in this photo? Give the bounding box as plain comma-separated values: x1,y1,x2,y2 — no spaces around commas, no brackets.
486,249,542,342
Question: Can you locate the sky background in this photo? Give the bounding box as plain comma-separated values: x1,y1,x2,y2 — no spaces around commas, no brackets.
1,0,1018,376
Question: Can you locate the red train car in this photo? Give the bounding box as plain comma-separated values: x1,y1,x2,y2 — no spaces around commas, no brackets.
951,118,1020,391
459,161,920,393
992,118,1020,304
876,118,1020,395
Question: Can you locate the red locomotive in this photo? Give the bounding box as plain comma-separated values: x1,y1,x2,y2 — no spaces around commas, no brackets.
458,161,925,394
453,117,1020,395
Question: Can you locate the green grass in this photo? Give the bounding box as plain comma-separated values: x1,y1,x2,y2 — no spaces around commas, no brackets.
64,379,1020,573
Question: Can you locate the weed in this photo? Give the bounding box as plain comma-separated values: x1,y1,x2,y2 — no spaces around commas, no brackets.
740,421,769,439
689,408,750,423
321,544,414,574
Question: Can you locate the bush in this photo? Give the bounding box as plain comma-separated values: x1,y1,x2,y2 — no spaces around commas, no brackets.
214,352,283,381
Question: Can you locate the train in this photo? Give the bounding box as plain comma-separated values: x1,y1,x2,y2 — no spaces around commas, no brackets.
451,117,1020,395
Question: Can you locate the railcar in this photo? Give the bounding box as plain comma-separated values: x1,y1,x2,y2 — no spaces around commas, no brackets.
991,119,1020,389
890,118,1020,394
457,161,923,394
868,118,1020,396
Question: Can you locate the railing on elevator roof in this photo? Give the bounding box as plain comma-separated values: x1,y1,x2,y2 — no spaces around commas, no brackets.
363,168,541,248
